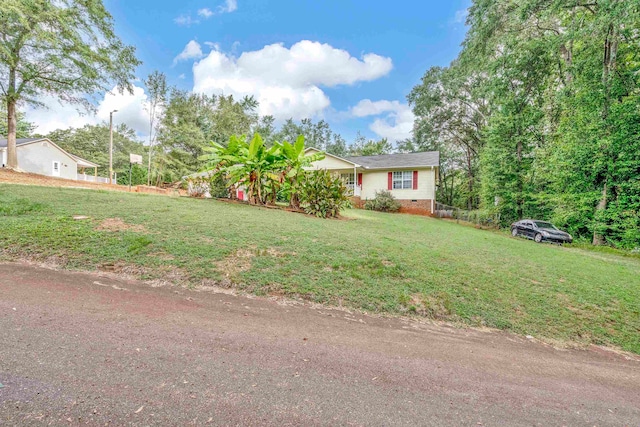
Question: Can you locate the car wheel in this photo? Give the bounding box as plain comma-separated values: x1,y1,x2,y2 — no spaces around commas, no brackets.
511,228,519,237
534,233,543,243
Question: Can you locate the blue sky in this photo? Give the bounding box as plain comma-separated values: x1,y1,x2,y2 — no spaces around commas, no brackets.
31,0,471,144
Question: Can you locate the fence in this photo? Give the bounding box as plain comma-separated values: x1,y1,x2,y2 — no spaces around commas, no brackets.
77,174,111,184
434,202,501,227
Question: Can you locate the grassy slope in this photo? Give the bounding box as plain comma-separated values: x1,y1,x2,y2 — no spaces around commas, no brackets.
1,184,639,353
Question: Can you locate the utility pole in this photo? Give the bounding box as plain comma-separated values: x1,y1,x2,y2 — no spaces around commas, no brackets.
109,110,118,184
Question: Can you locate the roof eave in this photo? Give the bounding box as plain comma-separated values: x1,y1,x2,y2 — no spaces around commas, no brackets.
360,164,438,170
305,147,361,167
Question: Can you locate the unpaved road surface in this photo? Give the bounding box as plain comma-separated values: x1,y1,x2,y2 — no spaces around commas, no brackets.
1,263,639,426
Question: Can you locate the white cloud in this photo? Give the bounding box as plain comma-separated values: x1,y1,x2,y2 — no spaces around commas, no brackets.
173,40,204,64
219,0,237,13
204,41,220,50
174,14,198,27
350,99,415,142
178,73,186,80
192,40,393,120
176,1,237,26
26,86,151,139
453,8,468,24
198,8,214,18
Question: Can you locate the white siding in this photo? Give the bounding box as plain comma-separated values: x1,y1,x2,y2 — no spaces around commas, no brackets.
361,168,435,201
306,148,356,170
17,141,78,180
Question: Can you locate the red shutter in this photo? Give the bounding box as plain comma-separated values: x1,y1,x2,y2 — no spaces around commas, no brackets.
357,173,363,186
388,172,393,190
413,171,418,190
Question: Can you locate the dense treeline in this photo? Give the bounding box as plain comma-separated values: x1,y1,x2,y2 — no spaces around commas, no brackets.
409,0,640,248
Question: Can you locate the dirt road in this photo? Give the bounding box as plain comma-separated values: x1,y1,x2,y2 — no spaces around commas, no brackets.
1,263,638,426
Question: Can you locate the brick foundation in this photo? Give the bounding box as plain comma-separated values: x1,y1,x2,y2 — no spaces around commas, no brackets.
349,196,364,208
397,199,434,216
350,195,435,216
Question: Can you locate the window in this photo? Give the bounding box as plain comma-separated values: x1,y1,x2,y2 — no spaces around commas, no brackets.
392,171,413,190
340,173,355,189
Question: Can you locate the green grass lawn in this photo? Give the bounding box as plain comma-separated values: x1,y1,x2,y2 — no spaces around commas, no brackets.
2,184,639,353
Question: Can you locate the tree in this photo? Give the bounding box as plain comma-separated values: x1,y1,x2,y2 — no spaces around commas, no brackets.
280,136,324,208
144,71,167,185
47,123,147,179
348,133,393,156
408,64,489,210
418,0,640,248
156,90,258,183
275,118,347,157
0,104,35,138
0,0,140,170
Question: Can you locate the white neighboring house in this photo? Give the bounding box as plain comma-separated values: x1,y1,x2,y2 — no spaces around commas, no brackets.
0,137,104,183
306,148,440,214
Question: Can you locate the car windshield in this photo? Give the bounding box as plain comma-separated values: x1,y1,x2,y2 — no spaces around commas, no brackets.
534,221,557,230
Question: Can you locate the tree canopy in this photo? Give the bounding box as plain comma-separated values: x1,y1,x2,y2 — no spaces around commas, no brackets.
409,0,640,248
0,0,140,168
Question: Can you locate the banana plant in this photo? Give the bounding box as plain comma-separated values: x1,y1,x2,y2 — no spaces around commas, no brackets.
279,135,325,208
201,134,284,205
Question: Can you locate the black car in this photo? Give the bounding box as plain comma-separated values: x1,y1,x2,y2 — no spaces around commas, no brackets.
510,220,573,244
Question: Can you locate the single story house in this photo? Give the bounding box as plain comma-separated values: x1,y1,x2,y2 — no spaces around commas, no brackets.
306,148,440,214
1,137,102,182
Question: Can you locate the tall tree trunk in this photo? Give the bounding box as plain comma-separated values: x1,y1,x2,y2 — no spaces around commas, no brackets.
147,113,154,186
147,143,153,186
6,68,18,169
592,23,618,246
466,148,474,210
516,137,523,219
592,183,607,246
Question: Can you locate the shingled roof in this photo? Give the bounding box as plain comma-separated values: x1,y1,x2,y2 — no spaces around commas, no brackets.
345,151,439,169
0,138,41,148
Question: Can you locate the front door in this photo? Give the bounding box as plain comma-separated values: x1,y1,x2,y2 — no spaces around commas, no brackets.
52,161,61,177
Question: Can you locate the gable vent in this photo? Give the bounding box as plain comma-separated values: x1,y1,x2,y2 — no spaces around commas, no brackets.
41,142,49,147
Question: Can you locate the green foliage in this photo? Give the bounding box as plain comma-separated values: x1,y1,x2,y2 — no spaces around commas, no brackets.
156,90,258,183
144,71,168,185
46,124,147,179
0,0,140,168
365,190,401,213
202,133,327,209
348,133,393,156
411,0,640,248
0,104,35,138
275,118,348,157
184,173,228,199
116,164,148,187
298,170,351,218
0,191,45,216
408,64,488,210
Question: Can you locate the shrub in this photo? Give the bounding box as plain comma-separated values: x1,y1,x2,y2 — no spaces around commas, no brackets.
185,173,229,199
365,190,401,213
186,176,212,198
298,170,351,218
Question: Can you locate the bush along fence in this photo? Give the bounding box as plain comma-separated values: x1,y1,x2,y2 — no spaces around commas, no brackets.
434,202,501,227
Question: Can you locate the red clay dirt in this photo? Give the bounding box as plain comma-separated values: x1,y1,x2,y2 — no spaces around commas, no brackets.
0,262,639,426
0,168,183,196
